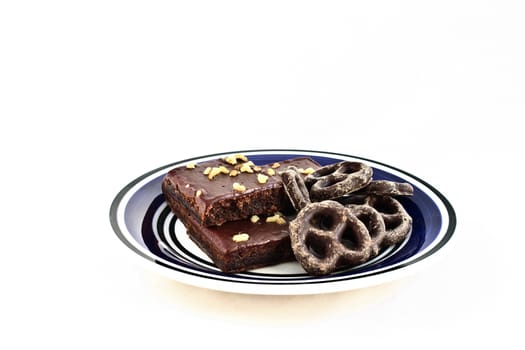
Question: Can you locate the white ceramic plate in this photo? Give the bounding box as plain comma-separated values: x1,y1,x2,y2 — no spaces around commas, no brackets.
109,150,456,295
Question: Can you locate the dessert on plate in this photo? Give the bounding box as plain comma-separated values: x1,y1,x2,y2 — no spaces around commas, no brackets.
161,153,414,275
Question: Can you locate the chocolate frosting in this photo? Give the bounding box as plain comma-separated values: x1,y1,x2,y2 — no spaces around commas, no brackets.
163,157,320,226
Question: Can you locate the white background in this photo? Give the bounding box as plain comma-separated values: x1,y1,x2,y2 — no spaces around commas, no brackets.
1,1,523,349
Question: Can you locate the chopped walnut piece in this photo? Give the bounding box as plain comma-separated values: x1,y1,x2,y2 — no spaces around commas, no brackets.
232,232,250,242
186,162,196,169
203,167,212,175
223,156,237,165
219,165,230,174
271,162,280,169
239,163,254,173
229,170,239,177
208,167,223,180
266,213,286,225
223,153,248,165
301,167,315,175
232,182,246,192
222,156,237,165
257,173,269,184
234,153,248,162
266,168,275,176
250,215,260,223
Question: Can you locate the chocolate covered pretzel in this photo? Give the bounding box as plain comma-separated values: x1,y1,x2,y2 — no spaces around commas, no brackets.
345,195,412,246
289,201,373,275
354,180,414,196
305,161,373,201
280,166,311,212
282,159,414,276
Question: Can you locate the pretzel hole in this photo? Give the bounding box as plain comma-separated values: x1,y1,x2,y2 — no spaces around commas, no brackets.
305,234,328,259
343,196,367,205
339,163,360,175
384,216,403,231
355,213,379,239
340,224,360,250
309,210,337,230
317,176,344,189
372,198,397,214
312,166,337,178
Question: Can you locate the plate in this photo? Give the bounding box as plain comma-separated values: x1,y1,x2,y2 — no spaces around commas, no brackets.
109,150,456,295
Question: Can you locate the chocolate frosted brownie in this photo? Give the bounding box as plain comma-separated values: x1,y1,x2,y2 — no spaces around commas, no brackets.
162,156,320,227
165,192,295,273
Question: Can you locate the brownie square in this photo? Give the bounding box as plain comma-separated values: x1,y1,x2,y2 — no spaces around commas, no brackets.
162,156,320,227
165,193,295,273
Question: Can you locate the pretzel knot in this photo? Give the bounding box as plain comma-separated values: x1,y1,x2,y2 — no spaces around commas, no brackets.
289,201,373,276
305,161,373,201
345,195,412,247
346,204,386,257
280,166,311,211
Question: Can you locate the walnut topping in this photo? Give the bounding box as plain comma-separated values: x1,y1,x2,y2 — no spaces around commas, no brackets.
186,162,197,169
253,165,262,172
229,169,239,177
239,163,254,173
232,182,246,192
266,168,275,176
223,153,248,165
232,232,250,242
301,167,315,175
257,173,269,184
223,156,237,165
271,162,281,169
207,167,222,180
266,213,286,225
250,215,260,223
235,153,248,161
204,165,230,180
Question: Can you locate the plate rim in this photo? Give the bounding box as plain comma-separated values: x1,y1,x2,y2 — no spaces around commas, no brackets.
109,149,457,295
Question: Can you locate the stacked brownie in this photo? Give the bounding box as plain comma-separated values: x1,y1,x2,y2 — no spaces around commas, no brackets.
161,154,320,273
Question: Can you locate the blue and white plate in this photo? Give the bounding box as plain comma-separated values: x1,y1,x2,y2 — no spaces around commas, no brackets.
109,150,456,295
